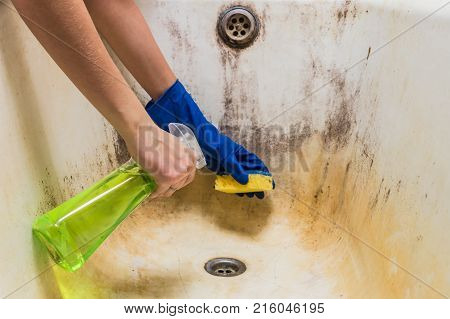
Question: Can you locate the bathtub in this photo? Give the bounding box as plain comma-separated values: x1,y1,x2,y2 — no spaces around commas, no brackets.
1,0,449,298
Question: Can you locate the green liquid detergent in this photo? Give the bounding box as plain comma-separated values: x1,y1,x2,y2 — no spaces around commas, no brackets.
33,123,206,272
32,160,157,272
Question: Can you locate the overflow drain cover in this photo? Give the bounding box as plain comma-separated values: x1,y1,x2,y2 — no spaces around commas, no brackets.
204,257,247,277
217,6,259,48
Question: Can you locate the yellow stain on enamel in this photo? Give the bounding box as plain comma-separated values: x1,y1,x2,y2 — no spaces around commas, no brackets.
214,174,273,193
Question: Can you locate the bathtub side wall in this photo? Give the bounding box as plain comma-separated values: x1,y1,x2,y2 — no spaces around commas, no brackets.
0,2,123,298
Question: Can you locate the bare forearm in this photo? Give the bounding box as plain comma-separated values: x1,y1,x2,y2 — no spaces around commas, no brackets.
11,0,152,140
84,0,176,99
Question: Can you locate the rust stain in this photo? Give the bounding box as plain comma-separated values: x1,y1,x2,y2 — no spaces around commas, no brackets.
51,135,447,298
48,132,448,298
274,135,445,298
209,24,444,295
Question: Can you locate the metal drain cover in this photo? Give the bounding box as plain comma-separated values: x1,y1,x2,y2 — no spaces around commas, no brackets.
204,257,246,277
217,6,259,48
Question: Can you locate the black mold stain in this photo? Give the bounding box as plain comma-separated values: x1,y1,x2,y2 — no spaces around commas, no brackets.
302,55,321,99
217,42,242,135
333,0,359,41
62,174,77,198
215,2,314,170
321,71,360,151
37,173,58,215
396,180,402,192
334,160,352,216
361,143,375,169
215,2,366,169
166,19,192,50
313,161,329,204
336,0,358,23
384,188,391,203
165,19,195,69
113,131,130,165
370,178,384,209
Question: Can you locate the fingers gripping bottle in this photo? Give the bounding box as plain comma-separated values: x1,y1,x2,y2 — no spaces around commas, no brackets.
32,124,205,272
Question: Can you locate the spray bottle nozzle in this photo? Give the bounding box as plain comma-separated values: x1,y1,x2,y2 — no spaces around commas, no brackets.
168,123,206,169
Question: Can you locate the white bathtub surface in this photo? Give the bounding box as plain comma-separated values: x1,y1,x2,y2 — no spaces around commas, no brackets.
1,0,449,298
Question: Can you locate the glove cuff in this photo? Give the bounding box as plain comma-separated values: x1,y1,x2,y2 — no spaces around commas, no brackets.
147,79,185,106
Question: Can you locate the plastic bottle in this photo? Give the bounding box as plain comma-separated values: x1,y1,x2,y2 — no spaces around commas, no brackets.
33,124,205,272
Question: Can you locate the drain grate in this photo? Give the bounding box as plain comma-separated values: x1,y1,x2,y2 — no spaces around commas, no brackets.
217,6,259,48
204,257,246,277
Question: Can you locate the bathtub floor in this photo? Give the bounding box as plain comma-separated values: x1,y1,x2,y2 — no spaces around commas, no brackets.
49,156,445,299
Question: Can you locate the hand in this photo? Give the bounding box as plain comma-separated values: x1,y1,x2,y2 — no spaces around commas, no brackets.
146,80,274,199
123,121,196,199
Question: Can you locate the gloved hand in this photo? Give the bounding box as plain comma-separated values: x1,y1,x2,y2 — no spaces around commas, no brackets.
145,80,273,199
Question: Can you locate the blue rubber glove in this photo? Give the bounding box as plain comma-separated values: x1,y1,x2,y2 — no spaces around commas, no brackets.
145,80,273,198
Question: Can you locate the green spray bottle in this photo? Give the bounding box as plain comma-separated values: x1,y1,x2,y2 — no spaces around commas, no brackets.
32,124,206,272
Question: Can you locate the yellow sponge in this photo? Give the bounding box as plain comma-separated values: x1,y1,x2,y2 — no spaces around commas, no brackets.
214,174,274,193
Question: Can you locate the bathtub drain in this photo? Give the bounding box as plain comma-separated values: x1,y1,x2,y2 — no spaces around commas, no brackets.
204,257,246,277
